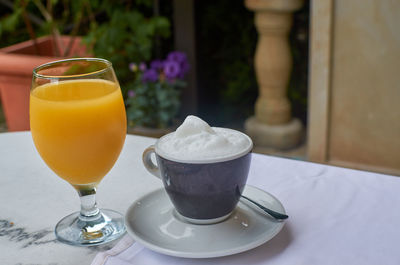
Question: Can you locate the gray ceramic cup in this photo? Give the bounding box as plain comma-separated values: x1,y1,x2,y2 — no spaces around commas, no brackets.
142,129,253,224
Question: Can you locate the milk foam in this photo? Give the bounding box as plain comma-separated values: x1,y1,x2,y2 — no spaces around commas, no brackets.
157,116,252,161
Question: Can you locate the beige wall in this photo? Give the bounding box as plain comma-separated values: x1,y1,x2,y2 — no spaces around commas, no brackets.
308,0,400,175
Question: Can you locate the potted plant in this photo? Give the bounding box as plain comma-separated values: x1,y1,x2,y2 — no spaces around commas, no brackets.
0,0,171,132
126,51,190,137
0,1,89,131
82,1,171,97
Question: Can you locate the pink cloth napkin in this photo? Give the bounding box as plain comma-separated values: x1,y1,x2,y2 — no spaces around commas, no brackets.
91,235,136,265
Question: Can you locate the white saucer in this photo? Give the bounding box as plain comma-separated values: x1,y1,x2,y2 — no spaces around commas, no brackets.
125,185,286,258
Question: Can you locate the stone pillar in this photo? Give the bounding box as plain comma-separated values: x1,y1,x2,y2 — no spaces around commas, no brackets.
245,0,303,149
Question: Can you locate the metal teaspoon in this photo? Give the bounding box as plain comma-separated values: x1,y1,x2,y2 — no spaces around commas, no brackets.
238,188,289,221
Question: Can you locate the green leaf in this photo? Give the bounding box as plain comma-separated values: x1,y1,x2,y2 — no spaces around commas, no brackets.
153,17,170,37
2,8,22,32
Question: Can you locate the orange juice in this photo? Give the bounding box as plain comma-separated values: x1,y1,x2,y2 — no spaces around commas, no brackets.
30,79,126,185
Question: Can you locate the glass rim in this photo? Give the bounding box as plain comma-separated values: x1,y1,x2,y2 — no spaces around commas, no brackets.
32,57,112,80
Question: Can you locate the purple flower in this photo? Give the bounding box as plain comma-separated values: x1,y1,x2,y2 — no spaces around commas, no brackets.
128,90,135,98
150,60,164,71
163,60,181,80
142,69,158,82
166,51,189,79
167,51,187,64
139,62,147,71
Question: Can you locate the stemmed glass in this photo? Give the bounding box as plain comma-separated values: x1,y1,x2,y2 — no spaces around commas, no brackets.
30,58,127,246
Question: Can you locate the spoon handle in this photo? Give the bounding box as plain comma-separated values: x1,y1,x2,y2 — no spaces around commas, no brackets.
241,194,289,220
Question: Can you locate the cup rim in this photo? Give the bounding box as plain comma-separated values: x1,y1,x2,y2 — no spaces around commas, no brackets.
154,127,253,164
33,57,112,80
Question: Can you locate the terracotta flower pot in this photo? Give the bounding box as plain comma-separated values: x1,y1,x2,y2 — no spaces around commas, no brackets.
0,36,89,131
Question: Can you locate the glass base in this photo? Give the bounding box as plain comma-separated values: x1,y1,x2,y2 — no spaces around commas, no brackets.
55,209,126,246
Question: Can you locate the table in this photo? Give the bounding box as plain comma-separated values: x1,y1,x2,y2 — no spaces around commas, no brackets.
1,132,400,265
0,132,161,264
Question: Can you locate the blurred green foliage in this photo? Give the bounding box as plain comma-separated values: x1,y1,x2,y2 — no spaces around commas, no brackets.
0,0,171,96
82,0,171,92
0,0,91,49
126,80,183,128
196,0,258,125
125,50,189,129
0,0,309,127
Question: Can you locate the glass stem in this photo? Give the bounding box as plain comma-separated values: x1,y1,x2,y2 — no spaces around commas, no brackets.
78,187,100,220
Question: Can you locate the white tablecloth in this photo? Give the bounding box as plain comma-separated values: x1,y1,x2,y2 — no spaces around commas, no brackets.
0,132,162,265
1,132,399,265
92,153,400,265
